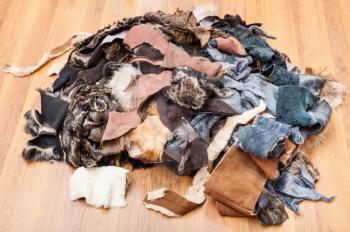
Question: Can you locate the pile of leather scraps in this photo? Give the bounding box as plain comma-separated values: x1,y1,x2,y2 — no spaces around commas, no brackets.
6,5,345,226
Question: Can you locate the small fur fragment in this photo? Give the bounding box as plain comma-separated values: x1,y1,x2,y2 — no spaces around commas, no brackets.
305,67,345,109
22,145,60,162
286,152,319,182
321,80,345,109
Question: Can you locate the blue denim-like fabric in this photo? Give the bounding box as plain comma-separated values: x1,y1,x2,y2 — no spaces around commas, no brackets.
289,100,332,144
233,115,291,159
243,74,280,115
204,40,253,80
273,166,334,212
262,64,300,86
228,25,275,62
262,64,325,97
218,75,265,113
276,86,318,127
191,113,222,142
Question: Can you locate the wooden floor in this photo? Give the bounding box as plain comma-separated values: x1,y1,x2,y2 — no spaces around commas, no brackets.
0,0,349,231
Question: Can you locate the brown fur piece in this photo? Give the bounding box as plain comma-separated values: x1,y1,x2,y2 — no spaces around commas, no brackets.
285,152,319,182
167,67,232,110
23,145,61,162
305,67,345,109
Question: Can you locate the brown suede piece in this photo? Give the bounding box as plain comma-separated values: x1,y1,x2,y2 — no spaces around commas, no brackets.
249,139,298,179
205,146,267,216
124,24,222,77
216,200,252,217
143,190,200,215
215,37,247,56
102,110,141,142
250,155,279,180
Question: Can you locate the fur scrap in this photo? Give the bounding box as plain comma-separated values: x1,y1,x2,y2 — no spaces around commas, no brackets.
4,32,91,77
167,67,232,110
69,166,129,208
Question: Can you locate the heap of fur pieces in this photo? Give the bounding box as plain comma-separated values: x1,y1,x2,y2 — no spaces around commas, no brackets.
61,80,116,168
8,5,342,225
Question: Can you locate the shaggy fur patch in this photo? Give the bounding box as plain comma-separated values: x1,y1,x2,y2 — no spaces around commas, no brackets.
69,166,129,208
23,144,61,162
167,67,232,110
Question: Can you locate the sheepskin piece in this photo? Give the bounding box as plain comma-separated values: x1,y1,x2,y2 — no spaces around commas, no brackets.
69,166,129,208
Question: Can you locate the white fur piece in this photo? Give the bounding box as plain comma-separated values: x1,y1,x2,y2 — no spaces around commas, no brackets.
146,187,167,201
3,32,91,77
207,100,266,161
107,64,141,112
48,61,66,76
184,167,210,204
192,4,218,22
143,203,180,217
69,166,129,208
321,81,345,109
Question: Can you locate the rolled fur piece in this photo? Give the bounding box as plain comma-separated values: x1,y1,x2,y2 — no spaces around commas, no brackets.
4,32,91,77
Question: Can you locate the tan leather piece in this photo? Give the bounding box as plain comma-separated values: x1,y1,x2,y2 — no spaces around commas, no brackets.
205,147,267,216
124,24,222,77
215,36,247,56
